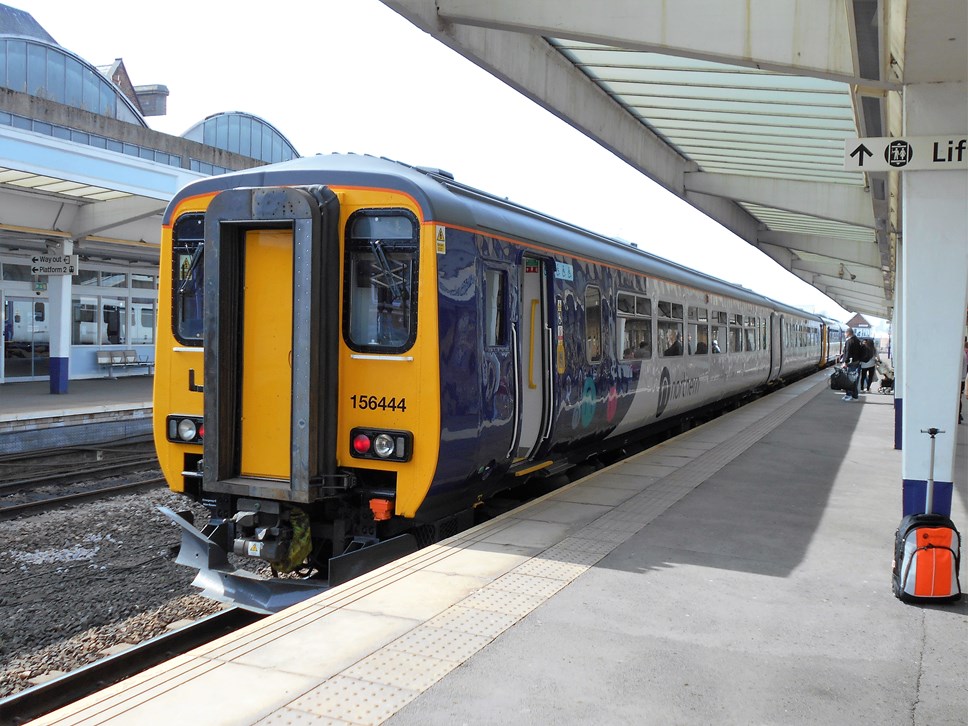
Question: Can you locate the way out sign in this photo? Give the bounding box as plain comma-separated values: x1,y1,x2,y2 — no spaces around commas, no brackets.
844,135,968,172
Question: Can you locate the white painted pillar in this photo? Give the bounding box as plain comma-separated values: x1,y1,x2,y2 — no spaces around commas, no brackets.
899,81,968,517
892,245,902,449
47,239,74,394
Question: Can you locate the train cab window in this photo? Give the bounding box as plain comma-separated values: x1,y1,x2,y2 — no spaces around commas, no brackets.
658,300,683,357
172,213,205,345
618,292,652,360
585,286,602,363
687,306,709,354
344,210,419,353
483,268,508,347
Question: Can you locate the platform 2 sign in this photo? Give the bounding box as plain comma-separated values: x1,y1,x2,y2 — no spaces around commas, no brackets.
844,135,968,172
31,254,79,275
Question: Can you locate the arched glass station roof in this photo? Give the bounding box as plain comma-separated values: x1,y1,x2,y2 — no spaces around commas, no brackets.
0,36,146,126
181,111,299,164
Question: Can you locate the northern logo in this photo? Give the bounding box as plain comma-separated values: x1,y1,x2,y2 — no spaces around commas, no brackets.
655,366,701,418
656,367,672,418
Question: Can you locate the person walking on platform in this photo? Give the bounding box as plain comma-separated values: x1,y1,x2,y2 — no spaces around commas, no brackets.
840,327,863,401
859,338,878,392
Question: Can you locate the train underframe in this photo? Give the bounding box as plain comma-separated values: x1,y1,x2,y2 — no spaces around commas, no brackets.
162,376,790,614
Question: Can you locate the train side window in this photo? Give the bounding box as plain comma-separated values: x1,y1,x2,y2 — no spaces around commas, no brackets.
585,285,602,363
729,315,744,352
658,299,683,357
33,302,45,322
710,323,724,353
618,291,652,360
344,210,419,353
483,267,508,347
743,315,756,351
687,306,708,354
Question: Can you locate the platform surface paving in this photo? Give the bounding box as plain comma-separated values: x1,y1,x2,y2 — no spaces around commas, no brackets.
36,372,968,725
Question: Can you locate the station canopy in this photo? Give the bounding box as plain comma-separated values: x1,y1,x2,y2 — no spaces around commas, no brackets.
382,0,968,319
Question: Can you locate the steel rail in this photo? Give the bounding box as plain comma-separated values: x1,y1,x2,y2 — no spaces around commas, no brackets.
0,477,166,520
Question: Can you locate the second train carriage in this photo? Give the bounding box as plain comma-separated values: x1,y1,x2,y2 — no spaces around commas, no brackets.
155,154,836,610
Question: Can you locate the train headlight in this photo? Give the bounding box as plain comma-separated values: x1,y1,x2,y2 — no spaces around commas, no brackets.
166,415,204,444
349,428,412,462
177,419,197,442
373,434,395,458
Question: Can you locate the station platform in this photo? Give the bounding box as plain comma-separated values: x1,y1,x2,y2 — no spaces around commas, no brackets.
35,371,968,725
0,376,153,455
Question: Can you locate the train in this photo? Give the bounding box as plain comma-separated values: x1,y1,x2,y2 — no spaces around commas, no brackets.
154,154,844,612
2,298,156,349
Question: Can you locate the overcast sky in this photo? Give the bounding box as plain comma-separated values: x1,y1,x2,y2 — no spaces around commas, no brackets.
20,0,869,323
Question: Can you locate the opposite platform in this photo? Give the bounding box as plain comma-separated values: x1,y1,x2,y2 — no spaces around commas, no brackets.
36,372,968,725
0,377,153,454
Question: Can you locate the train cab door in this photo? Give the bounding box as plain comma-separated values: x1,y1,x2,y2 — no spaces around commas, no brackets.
202,186,341,505
512,255,553,461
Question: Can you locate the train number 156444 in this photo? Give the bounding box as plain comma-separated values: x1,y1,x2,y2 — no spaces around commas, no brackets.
350,395,407,412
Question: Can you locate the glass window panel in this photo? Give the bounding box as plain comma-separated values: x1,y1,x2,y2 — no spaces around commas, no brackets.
483,268,507,347
745,327,756,351
101,271,127,288
99,80,115,117
344,212,418,352
688,322,709,354
64,56,82,107
27,43,46,96
71,296,98,344
132,273,155,289
6,40,27,92
82,69,99,113
636,297,651,316
584,286,602,363
47,50,65,103
215,116,228,149
75,269,98,286
659,321,683,356
239,115,251,157
617,292,635,314
203,119,216,146
730,326,744,352
0,41,6,89
621,318,652,359
102,298,125,344
131,297,155,344
228,114,240,153
710,325,724,353
2,262,31,281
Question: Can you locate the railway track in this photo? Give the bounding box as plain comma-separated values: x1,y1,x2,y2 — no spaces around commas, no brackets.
0,476,166,520
0,608,264,725
0,441,165,519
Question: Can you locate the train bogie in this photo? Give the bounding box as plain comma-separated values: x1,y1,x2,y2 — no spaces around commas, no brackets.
153,154,838,611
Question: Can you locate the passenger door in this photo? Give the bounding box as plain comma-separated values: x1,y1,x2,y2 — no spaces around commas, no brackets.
513,255,553,461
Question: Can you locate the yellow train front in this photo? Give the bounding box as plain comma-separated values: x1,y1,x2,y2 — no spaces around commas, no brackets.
155,156,452,611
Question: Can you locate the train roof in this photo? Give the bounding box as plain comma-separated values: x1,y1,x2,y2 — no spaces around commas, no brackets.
165,153,822,320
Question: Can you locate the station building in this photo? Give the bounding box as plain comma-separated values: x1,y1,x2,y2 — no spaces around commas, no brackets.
0,3,299,388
